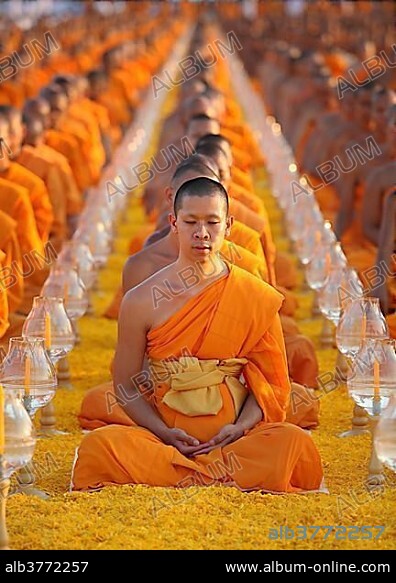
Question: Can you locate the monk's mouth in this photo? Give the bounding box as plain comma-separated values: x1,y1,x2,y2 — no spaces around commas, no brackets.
192,245,211,251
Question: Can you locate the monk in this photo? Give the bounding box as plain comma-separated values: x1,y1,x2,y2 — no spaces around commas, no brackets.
186,114,221,148
72,178,323,492
143,96,219,219
0,250,9,340
0,107,54,244
0,210,24,315
104,158,271,321
196,134,298,289
334,87,394,241
41,85,94,193
85,69,122,150
22,98,83,220
374,188,396,321
52,75,106,183
196,141,266,218
96,163,319,432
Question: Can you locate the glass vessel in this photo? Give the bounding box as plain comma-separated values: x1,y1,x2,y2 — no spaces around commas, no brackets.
348,339,396,416
375,394,396,473
41,263,88,322
0,337,57,418
22,296,75,365
336,297,389,359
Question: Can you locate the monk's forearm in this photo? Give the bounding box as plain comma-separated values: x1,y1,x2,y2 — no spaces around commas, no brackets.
235,393,263,432
115,384,170,438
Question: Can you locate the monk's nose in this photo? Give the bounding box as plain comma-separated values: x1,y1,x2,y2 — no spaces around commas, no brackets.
194,223,210,239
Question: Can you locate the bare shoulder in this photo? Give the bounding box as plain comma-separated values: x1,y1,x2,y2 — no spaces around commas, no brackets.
133,262,176,296
122,247,158,292
119,278,154,331
122,262,176,322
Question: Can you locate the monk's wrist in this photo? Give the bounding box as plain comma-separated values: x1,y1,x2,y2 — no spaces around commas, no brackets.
156,425,173,444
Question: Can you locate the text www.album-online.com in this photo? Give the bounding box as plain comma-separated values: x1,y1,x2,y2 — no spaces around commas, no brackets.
225,562,391,574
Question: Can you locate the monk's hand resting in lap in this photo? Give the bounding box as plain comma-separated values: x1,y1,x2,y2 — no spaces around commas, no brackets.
161,427,201,456
190,424,245,456
191,393,263,455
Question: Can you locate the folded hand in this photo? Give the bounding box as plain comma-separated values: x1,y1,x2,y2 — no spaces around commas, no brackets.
191,424,244,456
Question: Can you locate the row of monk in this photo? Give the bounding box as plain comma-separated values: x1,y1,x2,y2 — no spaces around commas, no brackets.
71,21,325,493
225,13,395,332
0,6,188,347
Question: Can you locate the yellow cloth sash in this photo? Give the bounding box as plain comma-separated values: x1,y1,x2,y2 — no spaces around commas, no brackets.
149,356,248,417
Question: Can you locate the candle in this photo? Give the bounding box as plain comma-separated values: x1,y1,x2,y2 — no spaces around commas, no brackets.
45,312,51,350
374,360,380,399
361,312,367,340
25,355,31,397
325,253,331,272
0,383,4,456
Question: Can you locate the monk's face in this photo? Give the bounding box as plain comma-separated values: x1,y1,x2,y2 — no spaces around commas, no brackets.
49,94,68,127
8,113,24,156
25,117,44,146
172,194,231,262
0,120,10,162
187,120,220,147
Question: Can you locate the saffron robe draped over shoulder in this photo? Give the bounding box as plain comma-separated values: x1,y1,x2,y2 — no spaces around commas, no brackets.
72,265,323,493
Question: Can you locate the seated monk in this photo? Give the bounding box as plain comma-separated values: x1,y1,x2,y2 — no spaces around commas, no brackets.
22,98,83,219
0,106,54,244
373,188,396,336
345,106,396,281
0,250,9,340
96,167,319,432
196,134,298,289
52,75,106,184
333,88,394,242
0,210,24,315
85,70,122,151
17,114,71,246
195,141,266,220
72,178,323,492
107,156,298,320
0,178,43,260
41,85,94,193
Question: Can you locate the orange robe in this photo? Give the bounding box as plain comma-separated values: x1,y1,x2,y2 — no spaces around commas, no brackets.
105,239,268,321
388,313,396,339
229,182,266,218
45,129,92,192
57,116,97,185
33,144,83,215
0,210,23,313
231,166,255,193
228,198,277,286
0,250,9,339
1,162,53,243
73,265,323,492
229,221,265,262
0,177,44,258
17,146,68,242
67,102,106,183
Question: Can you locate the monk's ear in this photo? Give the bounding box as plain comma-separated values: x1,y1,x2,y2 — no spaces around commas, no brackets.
169,212,178,233
164,186,173,206
225,215,233,236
